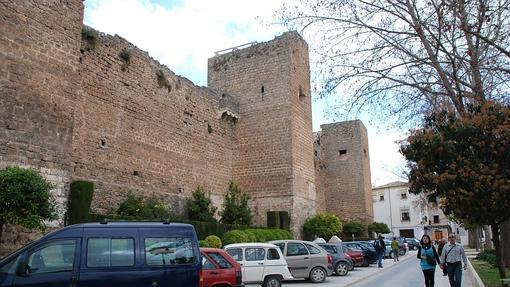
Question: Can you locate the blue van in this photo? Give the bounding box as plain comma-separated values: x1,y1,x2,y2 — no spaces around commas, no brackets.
0,222,201,287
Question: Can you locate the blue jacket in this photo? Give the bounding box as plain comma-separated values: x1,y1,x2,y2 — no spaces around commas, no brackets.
417,245,440,270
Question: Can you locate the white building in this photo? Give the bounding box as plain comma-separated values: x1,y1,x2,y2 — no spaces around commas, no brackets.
372,181,468,244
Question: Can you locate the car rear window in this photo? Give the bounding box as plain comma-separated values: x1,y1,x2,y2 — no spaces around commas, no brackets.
304,243,322,254
87,238,134,268
145,237,194,265
321,245,337,254
286,243,309,256
267,248,280,260
207,252,233,269
245,248,265,261
226,248,243,262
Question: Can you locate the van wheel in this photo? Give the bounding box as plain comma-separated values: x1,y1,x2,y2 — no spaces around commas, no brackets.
309,267,327,283
263,276,281,287
335,262,349,276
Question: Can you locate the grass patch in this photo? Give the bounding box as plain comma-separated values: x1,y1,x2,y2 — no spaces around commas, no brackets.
471,259,510,287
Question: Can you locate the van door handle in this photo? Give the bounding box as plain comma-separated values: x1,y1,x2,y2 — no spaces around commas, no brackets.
304,257,309,259
69,275,78,287
258,262,264,265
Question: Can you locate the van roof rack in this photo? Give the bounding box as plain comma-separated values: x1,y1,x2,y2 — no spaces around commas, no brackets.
97,218,173,224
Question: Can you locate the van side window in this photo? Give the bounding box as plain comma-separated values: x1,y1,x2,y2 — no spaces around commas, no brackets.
87,238,134,267
267,248,280,260
207,252,233,269
27,240,76,274
274,243,285,253
0,255,20,275
145,237,194,265
226,248,243,262
245,248,265,261
286,243,309,256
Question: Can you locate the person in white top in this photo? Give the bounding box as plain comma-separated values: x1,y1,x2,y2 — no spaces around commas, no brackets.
440,234,468,287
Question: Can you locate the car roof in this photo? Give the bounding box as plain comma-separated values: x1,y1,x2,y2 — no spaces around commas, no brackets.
268,240,319,244
224,243,279,249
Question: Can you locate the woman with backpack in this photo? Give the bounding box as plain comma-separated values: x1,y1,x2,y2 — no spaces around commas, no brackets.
417,234,440,287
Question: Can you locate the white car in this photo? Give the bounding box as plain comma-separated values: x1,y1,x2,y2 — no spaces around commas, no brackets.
224,243,293,287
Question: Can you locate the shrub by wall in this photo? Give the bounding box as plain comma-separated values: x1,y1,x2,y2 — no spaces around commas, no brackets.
205,235,222,248
67,181,94,225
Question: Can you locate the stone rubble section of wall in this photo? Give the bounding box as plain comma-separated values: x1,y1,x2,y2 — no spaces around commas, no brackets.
314,121,374,229
74,32,237,214
0,225,58,257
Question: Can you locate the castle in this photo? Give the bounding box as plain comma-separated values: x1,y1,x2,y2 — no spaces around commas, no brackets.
0,0,373,237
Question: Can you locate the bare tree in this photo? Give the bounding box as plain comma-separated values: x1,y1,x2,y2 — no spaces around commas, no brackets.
276,0,510,124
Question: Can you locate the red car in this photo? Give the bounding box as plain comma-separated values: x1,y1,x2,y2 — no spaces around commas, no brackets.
342,246,366,267
200,248,244,287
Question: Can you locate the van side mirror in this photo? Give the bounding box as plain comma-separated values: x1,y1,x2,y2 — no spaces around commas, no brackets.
16,262,31,277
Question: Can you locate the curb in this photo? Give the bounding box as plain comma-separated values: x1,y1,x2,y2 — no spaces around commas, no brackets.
344,251,416,287
467,258,485,287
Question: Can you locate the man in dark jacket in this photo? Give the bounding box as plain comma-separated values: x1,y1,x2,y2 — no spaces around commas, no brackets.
373,235,386,268
438,238,447,276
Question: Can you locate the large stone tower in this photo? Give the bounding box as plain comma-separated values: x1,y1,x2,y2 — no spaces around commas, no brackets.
314,121,374,228
208,32,316,236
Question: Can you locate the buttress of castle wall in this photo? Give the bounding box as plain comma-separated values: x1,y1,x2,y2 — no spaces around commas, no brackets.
74,32,236,215
314,120,374,227
0,0,83,221
207,32,316,236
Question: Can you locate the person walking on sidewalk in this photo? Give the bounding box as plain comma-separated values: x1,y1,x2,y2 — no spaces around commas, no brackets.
391,237,399,262
373,235,386,268
440,234,468,287
438,238,448,276
417,234,440,287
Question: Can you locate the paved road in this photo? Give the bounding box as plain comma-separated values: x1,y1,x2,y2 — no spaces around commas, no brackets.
354,257,428,287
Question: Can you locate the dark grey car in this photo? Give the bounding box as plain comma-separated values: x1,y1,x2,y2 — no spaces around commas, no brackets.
317,243,353,276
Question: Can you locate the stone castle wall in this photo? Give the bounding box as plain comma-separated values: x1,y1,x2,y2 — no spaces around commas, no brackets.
314,121,374,228
0,0,83,217
208,33,316,235
0,1,373,248
74,32,237,214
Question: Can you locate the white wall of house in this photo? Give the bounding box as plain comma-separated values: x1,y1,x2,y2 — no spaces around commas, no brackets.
373,181,469,244
372,182,427,239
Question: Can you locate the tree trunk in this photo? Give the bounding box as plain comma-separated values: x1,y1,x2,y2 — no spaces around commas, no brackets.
485,225,494,249
0,222,3,244
501,221,510,267
491,224,507,281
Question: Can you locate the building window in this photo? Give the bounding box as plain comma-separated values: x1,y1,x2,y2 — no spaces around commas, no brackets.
401,211,410,222
401,193,407,199
433,215,440,224
379,195,384,201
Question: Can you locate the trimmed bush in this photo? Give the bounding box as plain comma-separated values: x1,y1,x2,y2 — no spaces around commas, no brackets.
303,213,342,239
205,235,222,248
199,240,211,248
67,181,94,225
222,230,249,246
116,194,170,219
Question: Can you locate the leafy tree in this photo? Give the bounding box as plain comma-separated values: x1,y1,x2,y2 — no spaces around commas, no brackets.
186,186,217,222
303,213,342,239
401,102,510,280
0,166,56,242
342,220,365,237
368,222,391,236
117,193,170,219
276,0,510,125
219,181,252,226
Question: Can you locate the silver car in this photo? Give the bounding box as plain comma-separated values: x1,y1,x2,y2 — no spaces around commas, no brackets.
269,240,333,283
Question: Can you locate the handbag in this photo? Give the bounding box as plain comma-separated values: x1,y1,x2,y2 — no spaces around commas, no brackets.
426,254,437,265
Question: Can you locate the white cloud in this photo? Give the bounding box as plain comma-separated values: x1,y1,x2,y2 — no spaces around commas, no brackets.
84,0,285,85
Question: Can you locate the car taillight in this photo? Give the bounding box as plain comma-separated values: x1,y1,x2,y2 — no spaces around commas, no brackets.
327,254,332,265
198,269,203,287
236,270,242,285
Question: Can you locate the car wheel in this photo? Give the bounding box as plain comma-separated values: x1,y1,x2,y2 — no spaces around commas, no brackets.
399,249,406,256
309,267,327,283
335,262,349,276
389,251,394,258
263,276,281,287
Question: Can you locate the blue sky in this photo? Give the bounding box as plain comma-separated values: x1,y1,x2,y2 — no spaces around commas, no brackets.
83,0,407,186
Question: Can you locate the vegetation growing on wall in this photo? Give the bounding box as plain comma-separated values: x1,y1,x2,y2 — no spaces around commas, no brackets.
119,49,131,71
157,70,172,92
81,26,98,51
67,180,94,225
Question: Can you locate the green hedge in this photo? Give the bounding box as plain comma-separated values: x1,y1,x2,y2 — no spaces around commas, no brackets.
222,228,293,246
205,235,222,248
476,249,497,266
67,181,94,225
